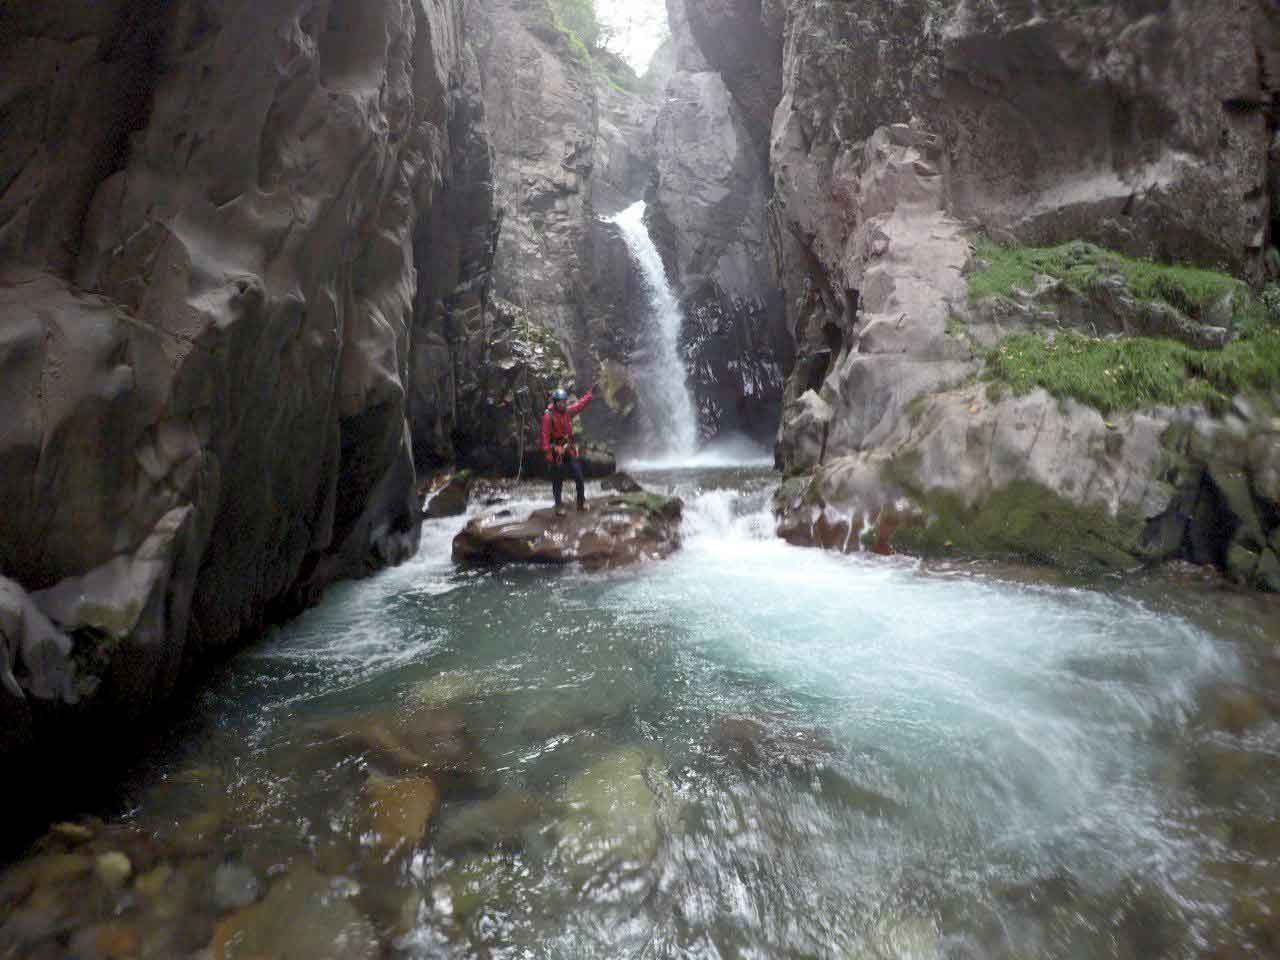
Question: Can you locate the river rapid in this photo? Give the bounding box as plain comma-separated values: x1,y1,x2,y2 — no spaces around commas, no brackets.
2,466,1278,960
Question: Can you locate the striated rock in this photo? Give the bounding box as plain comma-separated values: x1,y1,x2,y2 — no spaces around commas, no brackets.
664,0,1279,583
452,494,684,569
679,0,784,155
471,0,707,455
0,0,497,783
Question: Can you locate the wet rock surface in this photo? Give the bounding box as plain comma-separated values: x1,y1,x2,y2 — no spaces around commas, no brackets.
647,3,791,445
424,471,475,520
670,0,1279,587
0,0,495,777
452,493,684,569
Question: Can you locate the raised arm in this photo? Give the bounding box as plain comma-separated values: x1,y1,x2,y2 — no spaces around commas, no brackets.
567,387,593,416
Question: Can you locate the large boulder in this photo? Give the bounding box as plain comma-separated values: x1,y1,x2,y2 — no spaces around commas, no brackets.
425,472,475,520
452,494,684,569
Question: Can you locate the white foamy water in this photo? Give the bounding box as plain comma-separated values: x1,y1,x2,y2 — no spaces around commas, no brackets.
95,469,1267,960
606,201,699,460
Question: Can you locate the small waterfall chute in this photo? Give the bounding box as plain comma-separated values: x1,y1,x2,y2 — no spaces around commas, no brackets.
605,201,698,461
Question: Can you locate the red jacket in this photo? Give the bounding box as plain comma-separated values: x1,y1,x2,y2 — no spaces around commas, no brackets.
541,390,592,456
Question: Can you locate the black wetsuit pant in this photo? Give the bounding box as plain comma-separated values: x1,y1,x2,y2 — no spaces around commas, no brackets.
552,457,586,508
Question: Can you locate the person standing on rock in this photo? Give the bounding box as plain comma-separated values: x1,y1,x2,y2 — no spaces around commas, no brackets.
542,385,594,516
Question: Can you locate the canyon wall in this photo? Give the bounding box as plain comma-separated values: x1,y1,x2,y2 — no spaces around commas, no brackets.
0,0,495,761
680,0,1280,585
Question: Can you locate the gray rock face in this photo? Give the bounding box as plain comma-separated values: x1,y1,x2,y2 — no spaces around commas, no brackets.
649,60,790,446
642,0,790,448
0,0,493,757
471,0,665,451
679,0,1277,579
942,2,1272,274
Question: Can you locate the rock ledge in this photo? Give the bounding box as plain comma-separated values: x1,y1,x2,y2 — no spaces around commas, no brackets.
452,495,683,569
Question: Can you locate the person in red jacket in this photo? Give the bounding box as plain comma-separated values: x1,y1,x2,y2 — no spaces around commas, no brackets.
542,385,593,515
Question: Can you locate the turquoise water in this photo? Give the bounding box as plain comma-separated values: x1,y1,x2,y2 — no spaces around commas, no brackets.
6,467,1278,959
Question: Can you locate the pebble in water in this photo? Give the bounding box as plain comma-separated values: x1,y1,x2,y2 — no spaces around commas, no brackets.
211,861,262,913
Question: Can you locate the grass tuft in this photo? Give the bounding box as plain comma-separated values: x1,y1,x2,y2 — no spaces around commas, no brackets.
968,239,1249,324
984,330,1280,414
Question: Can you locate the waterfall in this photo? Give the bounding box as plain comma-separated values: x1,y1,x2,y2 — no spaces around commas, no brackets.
606,201,698,460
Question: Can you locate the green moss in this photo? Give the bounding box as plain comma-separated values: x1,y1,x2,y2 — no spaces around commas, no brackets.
540,0,605,69
968,239,1249,322
984,330,1280,414
888,480,1146,573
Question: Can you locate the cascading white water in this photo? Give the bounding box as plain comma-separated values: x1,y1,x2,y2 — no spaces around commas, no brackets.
73,465,1268,960
606,201,699,460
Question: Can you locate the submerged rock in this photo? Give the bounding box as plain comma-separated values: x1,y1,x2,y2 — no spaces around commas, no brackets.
210,865,378,960
92,852,131,890
452,494,683,569
1197,683,1271,735
712,716,836,773
325,705,485,784
211,862,262,914
555,747,673,886
413,669,510,709
435,788,546,852
361,775,441,854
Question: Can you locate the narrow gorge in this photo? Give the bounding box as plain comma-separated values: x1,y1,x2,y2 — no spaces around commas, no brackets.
1,0,1278,957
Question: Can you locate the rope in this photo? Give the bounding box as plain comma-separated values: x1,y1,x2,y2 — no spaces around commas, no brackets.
511,49,533,483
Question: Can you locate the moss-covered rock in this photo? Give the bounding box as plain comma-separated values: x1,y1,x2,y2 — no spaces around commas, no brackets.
888,481,1145,573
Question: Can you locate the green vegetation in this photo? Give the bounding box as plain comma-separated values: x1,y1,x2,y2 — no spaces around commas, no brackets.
886,478,1147,573
970,239,1280,414
549,0,604,51
967,239,1251,323
984,330,1280,414
543,0,647,93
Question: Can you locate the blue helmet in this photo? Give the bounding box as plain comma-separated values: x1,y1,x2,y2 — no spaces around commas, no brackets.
551,388,569,403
